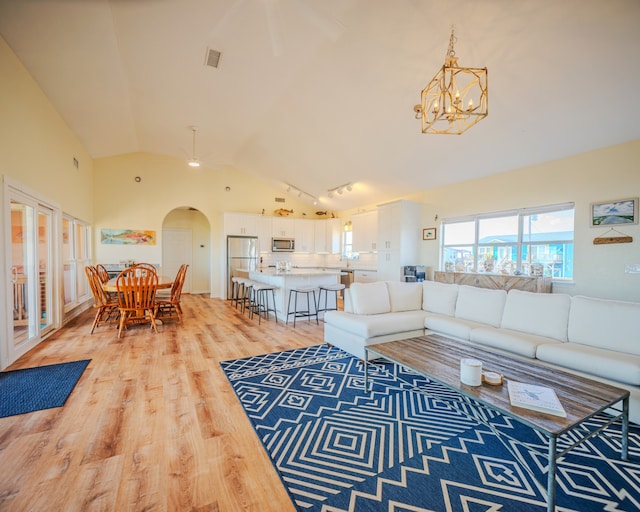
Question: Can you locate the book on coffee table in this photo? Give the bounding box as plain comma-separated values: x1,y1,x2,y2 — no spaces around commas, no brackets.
507,381,567,417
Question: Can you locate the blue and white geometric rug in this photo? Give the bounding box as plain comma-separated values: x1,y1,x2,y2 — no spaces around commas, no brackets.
221,344,640,511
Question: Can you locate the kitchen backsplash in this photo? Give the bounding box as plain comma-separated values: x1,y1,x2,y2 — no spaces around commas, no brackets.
260,252,376,270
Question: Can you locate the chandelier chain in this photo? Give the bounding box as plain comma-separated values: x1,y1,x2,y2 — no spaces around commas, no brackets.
446,28,457,59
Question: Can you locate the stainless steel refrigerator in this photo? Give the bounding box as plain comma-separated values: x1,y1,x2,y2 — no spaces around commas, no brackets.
227,236,258,299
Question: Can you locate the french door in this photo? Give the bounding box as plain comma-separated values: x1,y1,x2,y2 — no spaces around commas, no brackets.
7,188,56,362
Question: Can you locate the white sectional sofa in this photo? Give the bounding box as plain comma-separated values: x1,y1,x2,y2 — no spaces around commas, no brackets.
323,280,640,423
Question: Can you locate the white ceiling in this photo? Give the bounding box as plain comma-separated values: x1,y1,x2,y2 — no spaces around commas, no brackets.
1,0,639,210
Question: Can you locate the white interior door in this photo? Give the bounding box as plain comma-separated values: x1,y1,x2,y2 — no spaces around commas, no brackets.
162,229,192,293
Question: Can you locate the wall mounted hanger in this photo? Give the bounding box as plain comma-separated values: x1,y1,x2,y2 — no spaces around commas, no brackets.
593,227,633,245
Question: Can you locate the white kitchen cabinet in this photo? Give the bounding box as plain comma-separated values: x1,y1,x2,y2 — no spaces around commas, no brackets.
377,251,403,281
352,210,378,253
294,219,315,253
353,270,378,283
272,217,295,237
314,219,341,254
376,200,421,281
224,212,260,236
258,216,272,253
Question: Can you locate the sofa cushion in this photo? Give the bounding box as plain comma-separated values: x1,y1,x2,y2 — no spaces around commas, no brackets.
422,281,459,316
343,288,354,313
470,326,562,359
387,281,423,312
424,313,485,341
501,290,571,341
568,296,640,354
349,282,391,315
536,341,640,386
454,285,507,327
324,310,428,339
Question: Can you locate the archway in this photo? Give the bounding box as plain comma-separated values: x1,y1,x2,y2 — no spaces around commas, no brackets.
162,207,211,294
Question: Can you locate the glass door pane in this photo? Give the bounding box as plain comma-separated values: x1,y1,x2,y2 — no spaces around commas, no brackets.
10,200,35,345
62,217,74,306
38,209,54,334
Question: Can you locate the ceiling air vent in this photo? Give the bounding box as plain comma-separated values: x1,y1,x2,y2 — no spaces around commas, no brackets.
275,197,285,203
205,48,221,68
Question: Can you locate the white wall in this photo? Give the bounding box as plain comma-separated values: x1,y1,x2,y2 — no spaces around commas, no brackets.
412,140,640,301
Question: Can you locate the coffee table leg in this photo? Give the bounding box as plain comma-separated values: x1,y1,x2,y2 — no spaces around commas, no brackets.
364,352,369,392
547,435,557,512
622,396,629,460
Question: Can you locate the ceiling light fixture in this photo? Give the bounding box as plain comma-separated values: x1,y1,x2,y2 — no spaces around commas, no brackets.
188,126,201,167
413,28,487,135
284,182,318,205
327,183,353,198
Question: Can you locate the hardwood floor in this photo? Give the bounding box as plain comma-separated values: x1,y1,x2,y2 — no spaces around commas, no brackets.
0,294,327,511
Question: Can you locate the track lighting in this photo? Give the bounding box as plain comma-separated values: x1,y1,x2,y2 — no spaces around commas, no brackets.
283,182,318,204
327,182,353,199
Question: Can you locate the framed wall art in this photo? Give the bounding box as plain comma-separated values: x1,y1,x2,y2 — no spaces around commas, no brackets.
423,227,437,240
100,229,156,245
590,197,638,227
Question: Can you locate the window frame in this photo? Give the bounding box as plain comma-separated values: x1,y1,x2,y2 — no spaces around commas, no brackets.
62,214,92,312
440,202,575,280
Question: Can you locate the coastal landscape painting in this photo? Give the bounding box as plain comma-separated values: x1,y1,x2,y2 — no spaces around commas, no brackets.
100,229,156,245
590,198,638,227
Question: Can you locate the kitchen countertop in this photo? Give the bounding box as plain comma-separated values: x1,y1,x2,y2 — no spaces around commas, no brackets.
287,266,378,272
254,268,346,277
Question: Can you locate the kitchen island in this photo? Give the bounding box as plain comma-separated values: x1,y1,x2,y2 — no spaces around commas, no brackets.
248,268,345,322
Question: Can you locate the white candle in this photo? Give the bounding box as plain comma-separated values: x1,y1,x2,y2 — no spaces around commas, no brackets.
460,358,483,386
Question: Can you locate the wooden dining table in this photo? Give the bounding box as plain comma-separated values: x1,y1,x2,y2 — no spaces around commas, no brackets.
102,275,175,293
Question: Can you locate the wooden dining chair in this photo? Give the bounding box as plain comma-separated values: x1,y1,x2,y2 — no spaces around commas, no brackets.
155,264,188,324
116,267,159,338
85,266,119,333
132,263,158,276
95,264,110,283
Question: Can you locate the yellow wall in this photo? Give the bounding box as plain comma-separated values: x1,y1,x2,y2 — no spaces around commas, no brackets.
0,35,95,368
413,140,640,301
92,152,318,296
0,36,93,220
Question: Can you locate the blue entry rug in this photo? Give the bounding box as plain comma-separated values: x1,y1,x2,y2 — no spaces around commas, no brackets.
221,344,640,511
0,359,90,418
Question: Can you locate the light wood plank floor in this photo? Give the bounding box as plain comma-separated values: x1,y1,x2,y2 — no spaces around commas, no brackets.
0,294,328,511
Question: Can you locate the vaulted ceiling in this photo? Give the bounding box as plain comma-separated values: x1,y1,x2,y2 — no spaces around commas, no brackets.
1,0,639,210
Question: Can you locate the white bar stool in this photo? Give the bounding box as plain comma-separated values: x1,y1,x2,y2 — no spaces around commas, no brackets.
240,280,256,315
286,286,318,327
250,283,278,324
317,283,346,317
231,277,248,309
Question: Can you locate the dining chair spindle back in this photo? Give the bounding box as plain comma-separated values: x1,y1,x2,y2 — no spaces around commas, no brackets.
85,266,119,333
95,264,110,283
116,267,159,338
155,264,189,324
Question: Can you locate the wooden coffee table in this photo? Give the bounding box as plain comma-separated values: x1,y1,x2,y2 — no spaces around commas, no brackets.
364,334,630,512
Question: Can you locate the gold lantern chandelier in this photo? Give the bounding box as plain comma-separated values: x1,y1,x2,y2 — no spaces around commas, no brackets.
413,28,488,135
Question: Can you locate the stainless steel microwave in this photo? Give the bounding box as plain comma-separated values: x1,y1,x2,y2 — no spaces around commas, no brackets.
272,237,295,252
